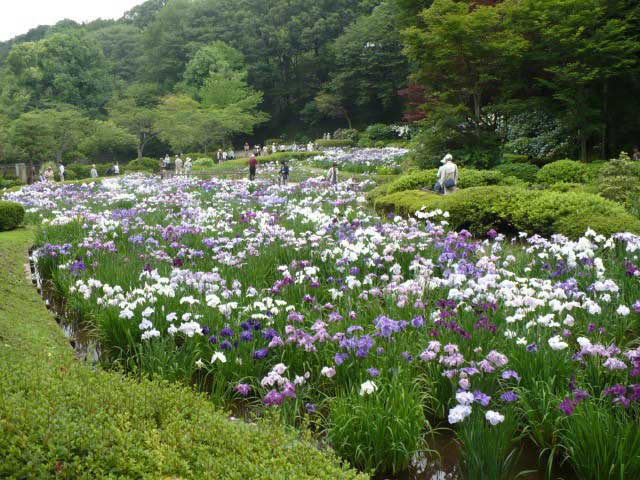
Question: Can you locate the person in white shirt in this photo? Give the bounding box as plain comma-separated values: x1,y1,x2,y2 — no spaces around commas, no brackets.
58,163,65,182
113,162,120,175
436,153,458,195
175,156,183,175
272,142,277,154
90,165,98,178
184,157,192,176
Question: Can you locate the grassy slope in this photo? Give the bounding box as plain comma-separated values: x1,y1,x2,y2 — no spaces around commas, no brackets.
0,228,365,480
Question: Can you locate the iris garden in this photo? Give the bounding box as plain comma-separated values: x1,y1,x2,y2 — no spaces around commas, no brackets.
4,148,640,479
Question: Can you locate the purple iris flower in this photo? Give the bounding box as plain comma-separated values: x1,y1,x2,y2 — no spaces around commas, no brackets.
253,348,269,360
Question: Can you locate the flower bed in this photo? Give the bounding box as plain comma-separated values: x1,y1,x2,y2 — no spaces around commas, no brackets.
5,172,640,478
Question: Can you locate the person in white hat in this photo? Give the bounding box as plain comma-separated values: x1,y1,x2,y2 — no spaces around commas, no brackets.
436,153,458,195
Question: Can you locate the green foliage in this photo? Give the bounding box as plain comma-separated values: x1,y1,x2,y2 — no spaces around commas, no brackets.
494,163,540,183
597,159,640,211
315,139,355,148
558,401,640,480
387,168,511,195
0,201,25,231
333,129,360,142
10,105,89,163
328,382,425,474
536,160,588,185
126,157,160,173
375,186,640,238
79,120,137,159
364,124,396,141
456,409,523,480
5,30,112,114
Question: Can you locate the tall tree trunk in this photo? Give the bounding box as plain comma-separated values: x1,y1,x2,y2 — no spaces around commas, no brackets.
580,135,587,162
137,144,143,162
56,150,62,163
342,109,352,130
601,80,608,160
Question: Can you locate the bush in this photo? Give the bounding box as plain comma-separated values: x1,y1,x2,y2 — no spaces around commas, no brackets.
127,157,158,173
0,176,23,189
0,201,25,231
364,124,396,142
64,164,92,180
315,139,355,148
333,129,360,142
536,159,588,184
375,186,640,238
265,138,283,145
193,157,217,169
328,382,425,474
597,159,640,209
495,163,540,183
386,168,510,195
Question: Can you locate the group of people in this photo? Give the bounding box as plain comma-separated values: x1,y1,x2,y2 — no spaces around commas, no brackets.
216,149,236,162
29,161,119,184
162,155,192,177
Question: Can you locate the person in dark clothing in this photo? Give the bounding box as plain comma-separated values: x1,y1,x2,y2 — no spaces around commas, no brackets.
279,160,289,185
249,155,257,181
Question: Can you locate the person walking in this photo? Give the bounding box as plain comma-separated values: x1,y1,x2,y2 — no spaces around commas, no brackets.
437,153,458,195
90,164,99,179
248,154,258,181
113,162,120,175
222,150,228,162
326,162,339,185
272,142,277,154
184,157,192,176
244,142,250,156
228,149,235,160
279,160,289,186
58,163,65,182
175,155,183,175
28,164,36,184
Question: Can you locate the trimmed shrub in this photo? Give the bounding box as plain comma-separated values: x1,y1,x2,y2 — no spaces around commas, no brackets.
537,159,588,184
365,124,396,142
127,157,159,173
315,139,355,148
333,128,360,142
0,177,23,189
386,168,510,195
375,186,640,238
495,163,539,183
64,164,92,180
598,159,640,208
0,201,25,231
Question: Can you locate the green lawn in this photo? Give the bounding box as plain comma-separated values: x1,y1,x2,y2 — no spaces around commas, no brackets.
0,228,365,480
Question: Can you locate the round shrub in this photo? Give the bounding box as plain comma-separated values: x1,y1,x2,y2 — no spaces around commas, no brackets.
598,159,640,208
495,163,539,183
0,201,25,231
315,139,355,148
386,169,438,194
333,128,360,142
387,168,508,195
365,124,396,141
127,157,158,173
64,164,92,180
537,159,587,184
375,186,640,238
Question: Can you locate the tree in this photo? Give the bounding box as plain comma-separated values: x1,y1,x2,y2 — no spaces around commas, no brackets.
327,1,409,124
10,105,88,162
79,120,137,160
402,0,527,165
181,42,246,93
507,0,640,160
314,92,352,129
5,30,112,114
108,84,161,161
87,23,145,82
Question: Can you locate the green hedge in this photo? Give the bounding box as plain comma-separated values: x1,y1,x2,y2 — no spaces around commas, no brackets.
386,168,517,195
375,186,640,238
0,229,365,480
126,157,159,173
495,163,540,183
315,139,355,148
536,159,588,184
0,201,25,231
